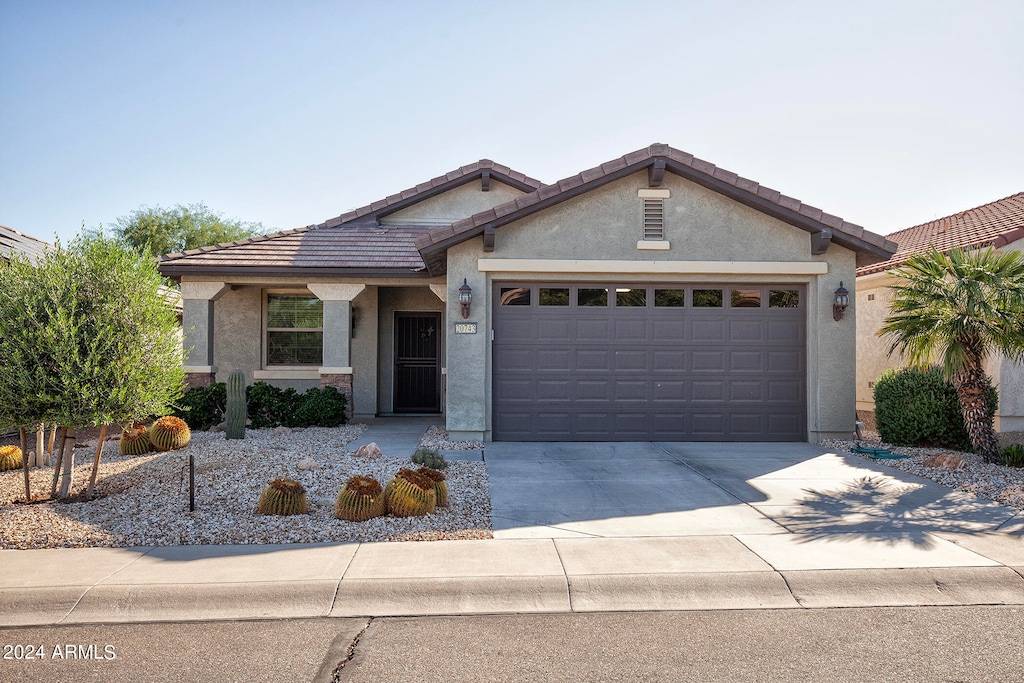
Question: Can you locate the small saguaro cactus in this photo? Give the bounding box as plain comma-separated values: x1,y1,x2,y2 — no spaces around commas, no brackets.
258,477,309,516
384,468,437,517
119,425,153,455
226,369,246,439
334,475,387,522
149,416,191,451
416,466,448,507
0,445,23,472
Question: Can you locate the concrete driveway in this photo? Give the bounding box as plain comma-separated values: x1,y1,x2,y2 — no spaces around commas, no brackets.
486,441,1021,540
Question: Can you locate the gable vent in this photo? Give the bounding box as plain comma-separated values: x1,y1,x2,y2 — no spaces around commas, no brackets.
643,198,664,240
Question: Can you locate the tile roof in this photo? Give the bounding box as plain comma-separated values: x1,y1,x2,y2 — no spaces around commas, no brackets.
159,160,541,278
856,192,1024,276
416,143,898,275
160,224,435,276
0,224,49,263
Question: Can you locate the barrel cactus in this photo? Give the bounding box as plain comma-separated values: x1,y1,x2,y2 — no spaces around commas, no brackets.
257,477,309,516
416,466,448,507
149,416,191,451
119,425,153,456
411,447,447,470
0,445,23,472
226,369,246,439
384,468,437,517
334,475,386,522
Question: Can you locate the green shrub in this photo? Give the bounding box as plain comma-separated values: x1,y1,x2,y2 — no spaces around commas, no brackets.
873,366,997,452
293,386,347,428
1000,444,1024,468
247,382,303,429
173,380,347,430
171,382,226,430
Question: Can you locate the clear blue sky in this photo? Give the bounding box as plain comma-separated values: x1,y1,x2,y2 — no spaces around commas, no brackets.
2,0,1021,245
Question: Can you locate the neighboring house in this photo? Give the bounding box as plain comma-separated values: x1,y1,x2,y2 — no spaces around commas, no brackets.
0,223,183,319
157,143,896,443
0,224,49,263
856,193,1024,431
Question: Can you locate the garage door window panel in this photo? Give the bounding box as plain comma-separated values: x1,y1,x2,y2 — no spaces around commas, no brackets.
578,288,608,306
615,288,647,307
693,289,723,307
730,289,762,308
500,287,531,306
539,288,570,306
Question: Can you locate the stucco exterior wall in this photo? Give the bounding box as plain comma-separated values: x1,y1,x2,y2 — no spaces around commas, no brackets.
350,286,379,419
382,180,525,225
444,171,859,442
855,272,899,410
376,286,445,414
856,237,1024,430
212,286,265,385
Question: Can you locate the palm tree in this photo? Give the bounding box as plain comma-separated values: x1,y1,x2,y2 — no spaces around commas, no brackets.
879,247,1024,462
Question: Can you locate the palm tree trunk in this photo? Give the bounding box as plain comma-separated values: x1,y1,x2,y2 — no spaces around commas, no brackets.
954,360,1000,462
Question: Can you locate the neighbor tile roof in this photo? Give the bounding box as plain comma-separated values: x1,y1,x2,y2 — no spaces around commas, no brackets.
0,224,49,263
158,159,542,277
856,192,1024,276
416,143,898,274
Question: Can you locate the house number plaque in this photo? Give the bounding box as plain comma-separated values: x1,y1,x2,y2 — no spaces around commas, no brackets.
455,323,478,334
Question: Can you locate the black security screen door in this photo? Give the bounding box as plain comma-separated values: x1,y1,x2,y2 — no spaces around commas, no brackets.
394,312,442,413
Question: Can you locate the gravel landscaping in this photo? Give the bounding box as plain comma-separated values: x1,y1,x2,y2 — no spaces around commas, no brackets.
0,424,492,550
823,429,1024,515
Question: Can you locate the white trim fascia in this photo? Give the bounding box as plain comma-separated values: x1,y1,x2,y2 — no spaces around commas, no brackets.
636,240,670,250
253,369,320,380
638,189,671,199
478,259,829,275
319,366,354,375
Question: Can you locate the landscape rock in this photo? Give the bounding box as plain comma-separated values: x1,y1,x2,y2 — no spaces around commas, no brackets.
296,457,318,471
353,442,382,459
922,453,965,469
273,426,292,436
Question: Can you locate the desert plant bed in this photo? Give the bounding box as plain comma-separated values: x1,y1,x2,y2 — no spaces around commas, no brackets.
0,425,491,549
822,431,1024,514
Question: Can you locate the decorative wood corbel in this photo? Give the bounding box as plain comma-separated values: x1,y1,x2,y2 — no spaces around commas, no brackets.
483,226,496,252
648,159,666,187
811,228,832,255
481,170,491,192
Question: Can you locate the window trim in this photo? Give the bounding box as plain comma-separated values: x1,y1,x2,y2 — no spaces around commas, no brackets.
263,289,324,368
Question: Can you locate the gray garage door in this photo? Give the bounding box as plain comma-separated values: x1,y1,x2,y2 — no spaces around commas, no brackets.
492,283,806,441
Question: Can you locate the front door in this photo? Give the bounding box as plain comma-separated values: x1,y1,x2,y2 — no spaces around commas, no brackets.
394,312,442,413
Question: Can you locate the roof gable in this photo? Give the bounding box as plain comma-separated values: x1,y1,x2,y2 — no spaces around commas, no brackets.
158,159,542,278
415,143,898,275
856,192,1024,277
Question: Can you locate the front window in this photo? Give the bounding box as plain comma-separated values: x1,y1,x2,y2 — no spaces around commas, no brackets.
266,294,323,365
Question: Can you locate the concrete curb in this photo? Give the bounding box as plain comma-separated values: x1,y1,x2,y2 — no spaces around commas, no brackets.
3,530,1024,627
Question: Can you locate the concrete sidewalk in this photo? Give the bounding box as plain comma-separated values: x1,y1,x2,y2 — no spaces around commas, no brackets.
5,428,1024,627
3,529,1024,627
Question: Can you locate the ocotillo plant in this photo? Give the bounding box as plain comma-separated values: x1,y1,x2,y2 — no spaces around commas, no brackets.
226,369,246,439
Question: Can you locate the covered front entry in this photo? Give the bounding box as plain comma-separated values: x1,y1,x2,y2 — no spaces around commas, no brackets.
393,311,442,413
492,283,806,441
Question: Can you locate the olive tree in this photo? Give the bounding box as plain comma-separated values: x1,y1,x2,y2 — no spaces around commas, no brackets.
0,234,185,499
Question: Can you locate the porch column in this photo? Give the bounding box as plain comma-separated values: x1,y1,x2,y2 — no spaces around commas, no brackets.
180,281,229,387
308,284,365,419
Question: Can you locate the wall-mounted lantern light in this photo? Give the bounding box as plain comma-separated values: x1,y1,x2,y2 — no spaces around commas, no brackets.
833,281,849,321
458,279,473,319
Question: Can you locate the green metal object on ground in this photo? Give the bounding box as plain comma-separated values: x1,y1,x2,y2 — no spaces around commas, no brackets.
850,444,909,460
